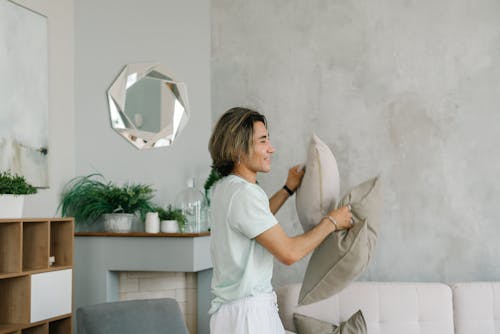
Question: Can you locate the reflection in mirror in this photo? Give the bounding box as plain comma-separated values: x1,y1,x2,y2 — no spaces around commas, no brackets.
107,63,190,149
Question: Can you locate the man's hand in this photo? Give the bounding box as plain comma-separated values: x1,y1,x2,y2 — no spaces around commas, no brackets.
285,164,305,192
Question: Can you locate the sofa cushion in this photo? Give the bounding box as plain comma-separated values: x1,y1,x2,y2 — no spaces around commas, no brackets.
276,282,454,334
296,134,340,232
294,310,367,334
298,177,381,305
294,313,336,334
452,282,500,334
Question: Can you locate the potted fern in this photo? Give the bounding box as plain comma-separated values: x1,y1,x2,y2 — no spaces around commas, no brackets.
154,205,186,233
0,170,37,218
59,174,155,232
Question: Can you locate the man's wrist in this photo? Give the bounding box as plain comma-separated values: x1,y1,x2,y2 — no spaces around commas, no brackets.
324,215,339,231
283,184,294,196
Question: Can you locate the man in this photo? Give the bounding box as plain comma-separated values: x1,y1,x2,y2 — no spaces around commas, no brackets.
208,107,353,333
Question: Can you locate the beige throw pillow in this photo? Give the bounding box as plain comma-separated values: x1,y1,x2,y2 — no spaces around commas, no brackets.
298,177,381,305
293,310,367,334
296,134,340,232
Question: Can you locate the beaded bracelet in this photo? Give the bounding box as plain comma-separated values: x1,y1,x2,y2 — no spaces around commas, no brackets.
324,215,339,231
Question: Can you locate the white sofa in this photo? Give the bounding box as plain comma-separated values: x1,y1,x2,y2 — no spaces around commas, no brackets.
276,282,500,334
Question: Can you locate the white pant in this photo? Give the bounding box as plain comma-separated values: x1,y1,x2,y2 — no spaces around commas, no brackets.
210,292,285,334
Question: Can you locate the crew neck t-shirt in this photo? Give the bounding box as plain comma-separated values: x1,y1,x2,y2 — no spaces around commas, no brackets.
209,175,278,315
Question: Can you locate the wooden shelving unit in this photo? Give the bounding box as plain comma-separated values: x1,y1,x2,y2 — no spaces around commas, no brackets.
0,218,74,334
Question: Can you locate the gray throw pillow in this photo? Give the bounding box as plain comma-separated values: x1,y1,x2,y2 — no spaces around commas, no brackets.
293,310,367,334
298,177,381,305
296,134,340,232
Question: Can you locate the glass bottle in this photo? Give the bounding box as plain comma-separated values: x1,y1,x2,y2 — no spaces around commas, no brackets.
200,195,210,232
175,178,204,233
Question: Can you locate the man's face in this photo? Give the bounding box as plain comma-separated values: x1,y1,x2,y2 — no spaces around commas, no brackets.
242,121,275,173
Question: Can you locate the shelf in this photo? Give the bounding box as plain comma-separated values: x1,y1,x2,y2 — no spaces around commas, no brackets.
0,218,73,334
0,272,28,280
22,323,47,334
0,323,23,334
48,316,71,334
75,231,210,237
22,222,49,271
50,221,73,267
26,267,72,276
0,276,30,325
0,222,22,275
2,315,73,334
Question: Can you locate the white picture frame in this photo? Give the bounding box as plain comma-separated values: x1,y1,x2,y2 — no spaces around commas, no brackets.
0,0,49,187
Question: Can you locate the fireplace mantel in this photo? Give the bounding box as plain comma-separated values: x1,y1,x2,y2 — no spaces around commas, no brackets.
74,233,212,334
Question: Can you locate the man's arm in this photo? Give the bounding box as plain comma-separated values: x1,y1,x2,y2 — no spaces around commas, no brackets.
269,165,304,214
256,205,353,265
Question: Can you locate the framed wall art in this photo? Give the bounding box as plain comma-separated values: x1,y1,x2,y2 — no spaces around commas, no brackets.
0,0,49,187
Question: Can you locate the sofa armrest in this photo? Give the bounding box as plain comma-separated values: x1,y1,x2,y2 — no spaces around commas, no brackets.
452,282,500,334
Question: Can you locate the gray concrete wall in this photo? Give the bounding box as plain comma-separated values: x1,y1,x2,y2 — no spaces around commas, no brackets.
212,0,500,286
74,0,212,212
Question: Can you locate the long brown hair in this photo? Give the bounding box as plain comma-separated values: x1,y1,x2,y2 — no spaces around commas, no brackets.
208,107,267,176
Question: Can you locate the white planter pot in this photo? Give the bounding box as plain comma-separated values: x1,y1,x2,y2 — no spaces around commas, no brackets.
161,220,179,233
102,213,134,233
0,195,24,218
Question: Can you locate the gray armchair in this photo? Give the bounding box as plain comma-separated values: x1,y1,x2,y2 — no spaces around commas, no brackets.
76,298,189,334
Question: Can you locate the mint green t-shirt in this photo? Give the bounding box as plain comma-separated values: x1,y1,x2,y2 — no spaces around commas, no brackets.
209,175,278,315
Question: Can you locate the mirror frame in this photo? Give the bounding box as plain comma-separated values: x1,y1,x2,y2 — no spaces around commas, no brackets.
107,63,190,149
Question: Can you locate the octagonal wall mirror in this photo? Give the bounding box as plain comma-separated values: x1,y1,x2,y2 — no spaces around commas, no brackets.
107,63,190,149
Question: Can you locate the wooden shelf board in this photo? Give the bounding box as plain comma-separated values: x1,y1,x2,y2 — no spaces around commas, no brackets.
0,218,73,224
75,231,210,237
0,323,23,334
22,314,71,328
26,266,72,276
42,314,72,323
47,218,73,223
0,272,28,280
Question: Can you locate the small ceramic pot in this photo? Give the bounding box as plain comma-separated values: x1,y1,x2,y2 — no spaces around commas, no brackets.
145,212,160,233
161,220,179,233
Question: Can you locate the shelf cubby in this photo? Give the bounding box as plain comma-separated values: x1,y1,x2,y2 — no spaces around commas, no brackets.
0,222,22,275
0,276,30,326
22,323,47,334
0,324,21,334
22,222,49,272
48,317,71,334
50,221,74,268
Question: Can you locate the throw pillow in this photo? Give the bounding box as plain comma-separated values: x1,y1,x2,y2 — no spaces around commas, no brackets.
293,310,367,334
298,177,381,305
296,134,340,232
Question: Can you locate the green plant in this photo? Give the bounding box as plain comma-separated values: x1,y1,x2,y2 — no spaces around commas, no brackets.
58,173,155,223
0,170,37,195
154,204,187,230
203,168,222,206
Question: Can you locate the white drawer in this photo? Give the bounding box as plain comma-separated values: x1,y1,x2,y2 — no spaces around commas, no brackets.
31,269,72,322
